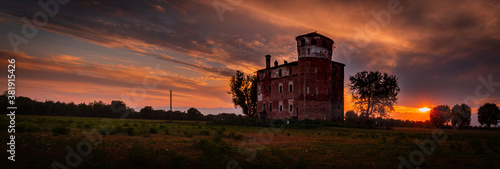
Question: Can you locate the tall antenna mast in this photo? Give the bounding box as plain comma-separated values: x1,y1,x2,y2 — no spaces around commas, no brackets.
170,90,172,122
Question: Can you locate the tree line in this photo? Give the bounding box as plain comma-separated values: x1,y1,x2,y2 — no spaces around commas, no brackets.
0,92,227,121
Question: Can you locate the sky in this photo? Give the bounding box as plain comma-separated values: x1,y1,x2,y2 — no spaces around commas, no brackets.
0,0,499,124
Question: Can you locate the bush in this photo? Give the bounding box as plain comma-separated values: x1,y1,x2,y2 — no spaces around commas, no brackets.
127,127,135,136
199,130,210,136
51,126,69,136
234,134,244,141
149,128,158,134
110,126,123,135
164,129,170,135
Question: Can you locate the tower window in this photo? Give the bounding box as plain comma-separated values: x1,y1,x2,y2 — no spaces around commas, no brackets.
289,67,292,75
289,105,293,112
279,84,283,93
263,103,266,111
269,103,272,112
289,84,293,92
269,85,272,93
300,39,305,46
311,39,316,45
280,105,283,112
279,69,282,77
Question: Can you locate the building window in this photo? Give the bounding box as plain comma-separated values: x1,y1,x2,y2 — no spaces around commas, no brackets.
279,84,283,93
269,103,272,112
263,86,265,94
311,39,316,45
268,71,271,78
300,39,305,46
289,67,292,75
263,103,266,111
280,105,283,112
308,48,310,54
279,69,282,77
289,105,293,112
289,84,293,92
269,85,272,93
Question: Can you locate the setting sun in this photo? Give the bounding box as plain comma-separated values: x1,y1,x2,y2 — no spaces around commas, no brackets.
419,107,431,113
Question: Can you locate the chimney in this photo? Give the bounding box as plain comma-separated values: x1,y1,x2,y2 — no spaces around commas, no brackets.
284,60,288,64
265,55,271,69
274,60,278,67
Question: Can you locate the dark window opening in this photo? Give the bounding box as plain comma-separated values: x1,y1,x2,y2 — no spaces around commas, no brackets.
279,85,283,93
279,69,282,77
269,85,272,93
311,39,316,45
289,67,292,75
280,105,283,112
269,103,272,112
289,105,293,112
289,84,293,92
300,39,305,46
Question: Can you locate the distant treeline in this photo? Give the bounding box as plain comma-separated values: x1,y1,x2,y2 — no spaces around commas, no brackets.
0,94,226,121
1,94,495,129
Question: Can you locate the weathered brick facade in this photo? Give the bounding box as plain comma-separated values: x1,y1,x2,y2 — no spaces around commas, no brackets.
256,32,345,121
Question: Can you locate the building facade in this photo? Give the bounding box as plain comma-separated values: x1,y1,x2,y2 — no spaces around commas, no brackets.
256,32,345,121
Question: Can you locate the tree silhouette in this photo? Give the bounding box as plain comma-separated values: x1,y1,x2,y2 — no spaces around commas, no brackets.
478,103,500,128
345,110,358,124
228,70,257,117
450,104,471,128
430,105,451,127
348,71,400,119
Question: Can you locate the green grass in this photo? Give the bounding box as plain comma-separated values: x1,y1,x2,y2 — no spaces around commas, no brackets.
1,115,499,169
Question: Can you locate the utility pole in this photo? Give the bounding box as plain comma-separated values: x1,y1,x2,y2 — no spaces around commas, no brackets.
170,90,172,122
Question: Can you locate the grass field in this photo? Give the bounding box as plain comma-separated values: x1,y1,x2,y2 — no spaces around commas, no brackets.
1,115,499,169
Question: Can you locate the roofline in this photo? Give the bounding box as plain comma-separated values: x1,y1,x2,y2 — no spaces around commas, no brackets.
295,32,333,43
256,61,298,72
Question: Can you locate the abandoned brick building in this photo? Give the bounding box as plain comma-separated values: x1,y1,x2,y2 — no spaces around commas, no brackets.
256,32,345,121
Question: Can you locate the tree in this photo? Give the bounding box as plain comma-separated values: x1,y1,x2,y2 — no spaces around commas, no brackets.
187,107,203,120
430,105,451,127
450,104,471,128
478,103,500,128
228,70,257,117
348,71,400,119
345,110,358,124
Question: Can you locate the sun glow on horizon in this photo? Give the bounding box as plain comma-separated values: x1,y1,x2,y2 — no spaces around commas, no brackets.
419,107,431,113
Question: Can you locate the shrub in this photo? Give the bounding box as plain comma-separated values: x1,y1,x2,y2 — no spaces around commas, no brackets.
127,127,135,136
164,129,170,135
149,128,158,134
234,134,244,141
110,126,123,135
199,130,210,136
51,126,69,136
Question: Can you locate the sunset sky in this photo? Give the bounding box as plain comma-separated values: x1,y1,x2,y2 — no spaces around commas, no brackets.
1,0,499,123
